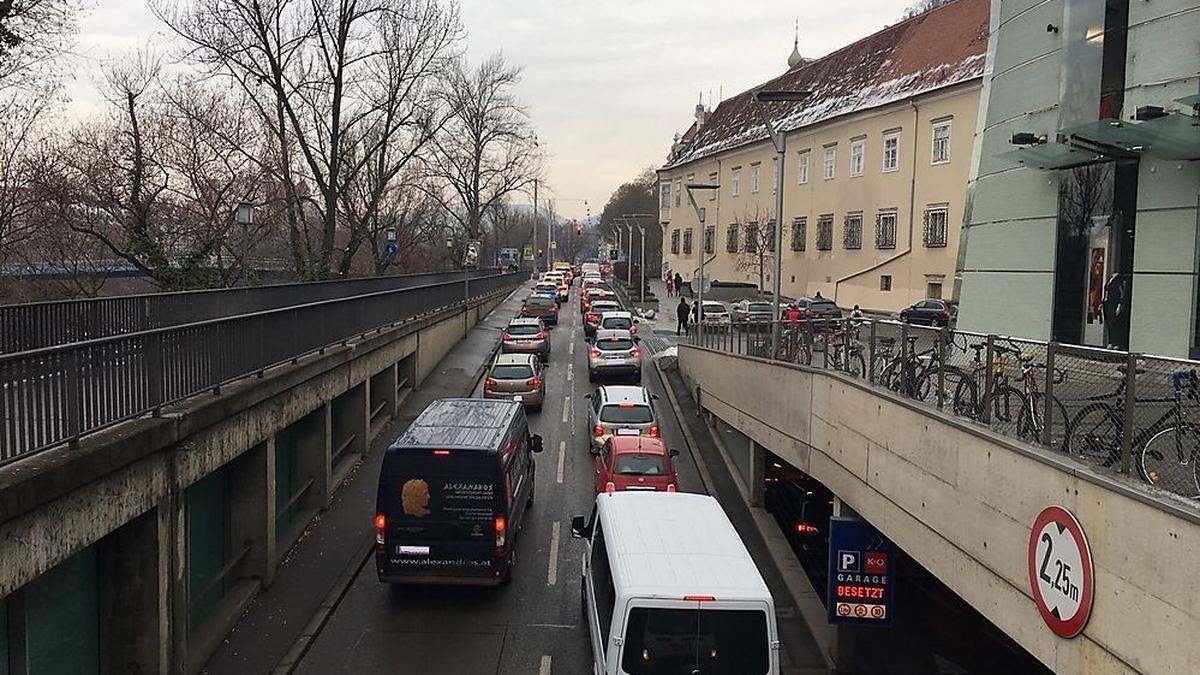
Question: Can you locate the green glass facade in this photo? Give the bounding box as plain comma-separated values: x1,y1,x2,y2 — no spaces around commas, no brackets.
274,428,299,540
187,469,229,632
25,546,99,674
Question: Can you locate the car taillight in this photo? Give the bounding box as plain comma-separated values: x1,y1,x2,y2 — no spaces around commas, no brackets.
485,377,497,389
648,425,660,437
374,513,386,545
494,515,507,554
501,332,510,340
590,349,601,358
795,523,820,534
534,332,546,340
526,377,541,387
593,425,604,437
629,348,640,358
630,326,637,334
942,310,951,319
605,481,616,494
587,313,598,322
666,484,676,493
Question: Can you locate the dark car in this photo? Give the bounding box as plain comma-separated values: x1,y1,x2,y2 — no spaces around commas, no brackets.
521,295,559,326
793,297,842,323
900,298,957,327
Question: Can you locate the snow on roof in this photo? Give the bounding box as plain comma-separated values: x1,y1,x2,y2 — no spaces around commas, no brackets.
663,0,988,171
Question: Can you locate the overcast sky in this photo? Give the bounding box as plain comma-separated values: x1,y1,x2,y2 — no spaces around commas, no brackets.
64,0,913,220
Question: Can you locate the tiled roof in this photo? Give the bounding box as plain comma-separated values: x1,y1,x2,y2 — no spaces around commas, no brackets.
662,0,988,170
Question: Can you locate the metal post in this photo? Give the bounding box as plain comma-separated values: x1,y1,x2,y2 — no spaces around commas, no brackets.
983,334,995,425
626,223,634,287
899,321,910,397
532,178,538,274
936,327,947,410
770,146,786,363
1121,351,1138,475
1043,342,1057,448
639,224,646,303
868,319,877,383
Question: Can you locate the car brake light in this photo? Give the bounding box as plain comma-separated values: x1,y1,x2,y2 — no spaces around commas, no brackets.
485,377,497,389
630,325,637,334
605,481,616,494
648,426,660,437
629,348,640,358
795,523,820,534
374,513,386,545
587,313,598,322
433,449,451,456
527,377,541,387
683,595,715,602
590,349,601,358
593,425,604,437
534,332,546,340
942,310,951,319
666,484,676,492
494,515,507,553
618,402,634,408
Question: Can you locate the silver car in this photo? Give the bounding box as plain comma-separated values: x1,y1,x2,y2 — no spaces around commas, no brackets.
584,300,622,337
594,311,640,341
501,317,551,362
587,330,641,383
483,353,545,409
585,385,659,450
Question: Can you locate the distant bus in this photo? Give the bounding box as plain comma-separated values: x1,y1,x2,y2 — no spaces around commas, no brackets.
497,248,521,270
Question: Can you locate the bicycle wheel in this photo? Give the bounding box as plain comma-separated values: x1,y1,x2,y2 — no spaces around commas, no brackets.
991,385,1020,424
951,376,979,419
848,351,866,378
918,366,967,409
1068,402,1122,467
1138,423,1200,499
1016,393,1069,449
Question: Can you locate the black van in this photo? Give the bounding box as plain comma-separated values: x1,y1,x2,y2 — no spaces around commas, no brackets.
375,398,543,586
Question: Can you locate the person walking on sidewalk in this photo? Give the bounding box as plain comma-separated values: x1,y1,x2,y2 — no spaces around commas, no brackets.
674,272,684,297
676,297,691,335
665,276,674,298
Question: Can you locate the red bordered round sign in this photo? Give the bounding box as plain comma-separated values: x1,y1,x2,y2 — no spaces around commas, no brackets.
1027,505,1094,638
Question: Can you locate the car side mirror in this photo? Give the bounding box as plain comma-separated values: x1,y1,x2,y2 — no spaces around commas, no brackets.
530,434,544,453
651,394,660,400
633,318,640,323
589,446,600,456
669,448,680,457
584,393,592,400
570,515,590,540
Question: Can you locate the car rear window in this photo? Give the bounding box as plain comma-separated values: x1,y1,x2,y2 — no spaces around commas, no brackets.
748,303,772,312
596,339,634,351
813,301,839,310
620,607,769,675
491,364,534,379
599,404,653,424
591,305,619,314
614,454,665,475
602,316,633,330
506,324,541,336
526,298,553,308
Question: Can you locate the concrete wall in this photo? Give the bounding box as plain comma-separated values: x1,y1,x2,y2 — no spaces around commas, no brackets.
679,344,1200,674
0,286,513,674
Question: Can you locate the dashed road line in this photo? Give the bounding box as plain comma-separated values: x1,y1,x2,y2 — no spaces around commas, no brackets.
561,396,570,423
566,363,573,381
547,521,561,586
539,655,552,675
556,441,566,483
568,341,574,355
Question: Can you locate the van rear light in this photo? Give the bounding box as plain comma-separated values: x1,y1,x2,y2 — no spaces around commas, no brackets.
618,402,634,408
374,514,386,545
501,332,511,340
534,332,546,340
795,523,820,534
494,515,507,553
484,378,497,389
629,348,640,358
433,449,451,456
648,425,660,437
605,482,616,494
593,425,604,437
527,377,541,388
666,484,676,492
683,595,715,602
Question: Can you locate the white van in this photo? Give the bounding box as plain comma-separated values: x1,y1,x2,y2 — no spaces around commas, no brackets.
570,492,780,674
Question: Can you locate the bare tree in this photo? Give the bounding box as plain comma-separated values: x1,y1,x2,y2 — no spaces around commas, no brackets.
0,0,81,88
732,205,775,296
426,53,540,243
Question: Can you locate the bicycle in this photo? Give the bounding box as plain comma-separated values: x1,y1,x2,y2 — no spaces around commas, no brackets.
1010,355,1069,447
949,339,1022,423
827,322,866,377
874,334,944,401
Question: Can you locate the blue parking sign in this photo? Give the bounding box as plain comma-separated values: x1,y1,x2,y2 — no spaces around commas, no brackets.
827,517,894,626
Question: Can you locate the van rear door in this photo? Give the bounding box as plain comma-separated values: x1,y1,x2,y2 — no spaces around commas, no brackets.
617,599,776,675
378,450,502,582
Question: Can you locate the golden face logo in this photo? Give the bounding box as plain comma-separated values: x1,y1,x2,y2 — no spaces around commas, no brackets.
401,479,431,517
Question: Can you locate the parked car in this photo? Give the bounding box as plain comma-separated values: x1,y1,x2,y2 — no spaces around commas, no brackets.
594,311,639,339
375,398,543,587
483,353,546,409
521,295,559,325
591,436,679,493
900,298,957,327
500,317,550,362
584,300,622,337
792,297,842,325
697,300,731,330
587,331,641,382
730,299,776,326
585,385,660,450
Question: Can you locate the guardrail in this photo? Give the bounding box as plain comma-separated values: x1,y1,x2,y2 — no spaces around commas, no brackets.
0,271,528,465
690,318,1200,503
0,268,503,353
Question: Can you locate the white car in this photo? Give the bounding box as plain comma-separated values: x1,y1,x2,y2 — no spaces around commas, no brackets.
699,300,731,330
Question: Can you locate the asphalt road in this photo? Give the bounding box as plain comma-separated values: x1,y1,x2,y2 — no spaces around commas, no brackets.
293,284,716,674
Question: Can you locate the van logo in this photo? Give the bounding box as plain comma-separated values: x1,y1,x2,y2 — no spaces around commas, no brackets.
401,479,431,517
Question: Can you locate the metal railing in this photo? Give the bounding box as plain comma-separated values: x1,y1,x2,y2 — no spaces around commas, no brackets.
692,317,1200,503
0,268,502,353
0,271,528,465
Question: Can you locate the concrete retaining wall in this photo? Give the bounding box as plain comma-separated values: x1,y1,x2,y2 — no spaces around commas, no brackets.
680,344,1200,674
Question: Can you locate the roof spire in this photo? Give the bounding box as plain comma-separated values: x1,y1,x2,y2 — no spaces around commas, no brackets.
788,19,804,69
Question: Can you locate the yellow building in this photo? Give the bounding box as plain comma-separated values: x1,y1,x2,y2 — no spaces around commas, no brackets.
659,0,988,311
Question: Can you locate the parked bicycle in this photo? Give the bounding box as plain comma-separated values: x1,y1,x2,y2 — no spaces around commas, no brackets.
1010,355,1069,446
949,339,1022,423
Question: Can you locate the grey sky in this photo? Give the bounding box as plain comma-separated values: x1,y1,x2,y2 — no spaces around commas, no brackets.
63,0,913,220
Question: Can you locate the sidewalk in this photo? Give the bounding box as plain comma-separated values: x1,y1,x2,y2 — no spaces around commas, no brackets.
202,288,527,674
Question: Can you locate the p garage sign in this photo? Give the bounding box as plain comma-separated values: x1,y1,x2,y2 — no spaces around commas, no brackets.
1027,505,1094,638
827,517,893,626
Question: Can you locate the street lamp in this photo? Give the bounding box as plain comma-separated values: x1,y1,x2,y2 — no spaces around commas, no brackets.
752,88,810,358
624,213,655,303
686,183,720,342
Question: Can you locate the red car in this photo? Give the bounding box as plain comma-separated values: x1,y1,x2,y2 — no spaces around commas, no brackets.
591,436,680,494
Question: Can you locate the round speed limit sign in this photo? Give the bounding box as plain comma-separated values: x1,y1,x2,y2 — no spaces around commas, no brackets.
1027,506,1094,638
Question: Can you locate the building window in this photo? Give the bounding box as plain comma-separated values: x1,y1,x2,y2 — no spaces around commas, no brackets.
703,225,715,254
674,180,681,207
791,217,806,251
843,213,862,250
726,224,739,252
816,214,833,251
850,138,865,176
880,275,892,291
797,151,810,184
765,221,776,252
875,210,897,249
660,182,670,210
931,120,951,164
923,205,949,247
744,222,758,253
927,281,943,299
730,167,742,197
697,207,706,223
749,163,761,193
823,145,836,180
882,132,900,173
670,229,680,254
707,172,718,200
682,228,693,254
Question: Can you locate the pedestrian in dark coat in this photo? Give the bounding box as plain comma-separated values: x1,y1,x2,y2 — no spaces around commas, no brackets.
676,298,690,335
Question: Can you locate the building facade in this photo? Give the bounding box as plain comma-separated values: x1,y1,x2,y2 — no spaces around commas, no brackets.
956,0,1200,359
659,0,989,312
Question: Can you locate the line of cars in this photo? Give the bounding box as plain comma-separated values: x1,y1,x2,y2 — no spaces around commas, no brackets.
694,294,957,330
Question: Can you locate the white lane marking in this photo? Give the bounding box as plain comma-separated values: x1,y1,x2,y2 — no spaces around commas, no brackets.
557,441,566,484
566,363,573,381
568,341,574,355
547,521,561,586
561,396,570,423
539,655,552,675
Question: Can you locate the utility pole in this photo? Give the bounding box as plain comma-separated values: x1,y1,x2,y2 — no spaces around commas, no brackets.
532,177,539,274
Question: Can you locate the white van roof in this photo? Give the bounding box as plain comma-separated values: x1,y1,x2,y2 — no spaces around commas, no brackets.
598,492,771,603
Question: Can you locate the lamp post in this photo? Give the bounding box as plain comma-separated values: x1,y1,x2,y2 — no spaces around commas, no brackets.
685,183,720,342
623,213,655,303
752,88,811,358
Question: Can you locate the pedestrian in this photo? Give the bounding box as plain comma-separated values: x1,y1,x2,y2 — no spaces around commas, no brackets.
666,276,674,298
674,272,684,297
850,304,864,320
676,297,690,336
814,290,823,299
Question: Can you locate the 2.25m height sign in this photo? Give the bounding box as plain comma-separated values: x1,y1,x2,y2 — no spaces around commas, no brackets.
1027,505,1094,638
